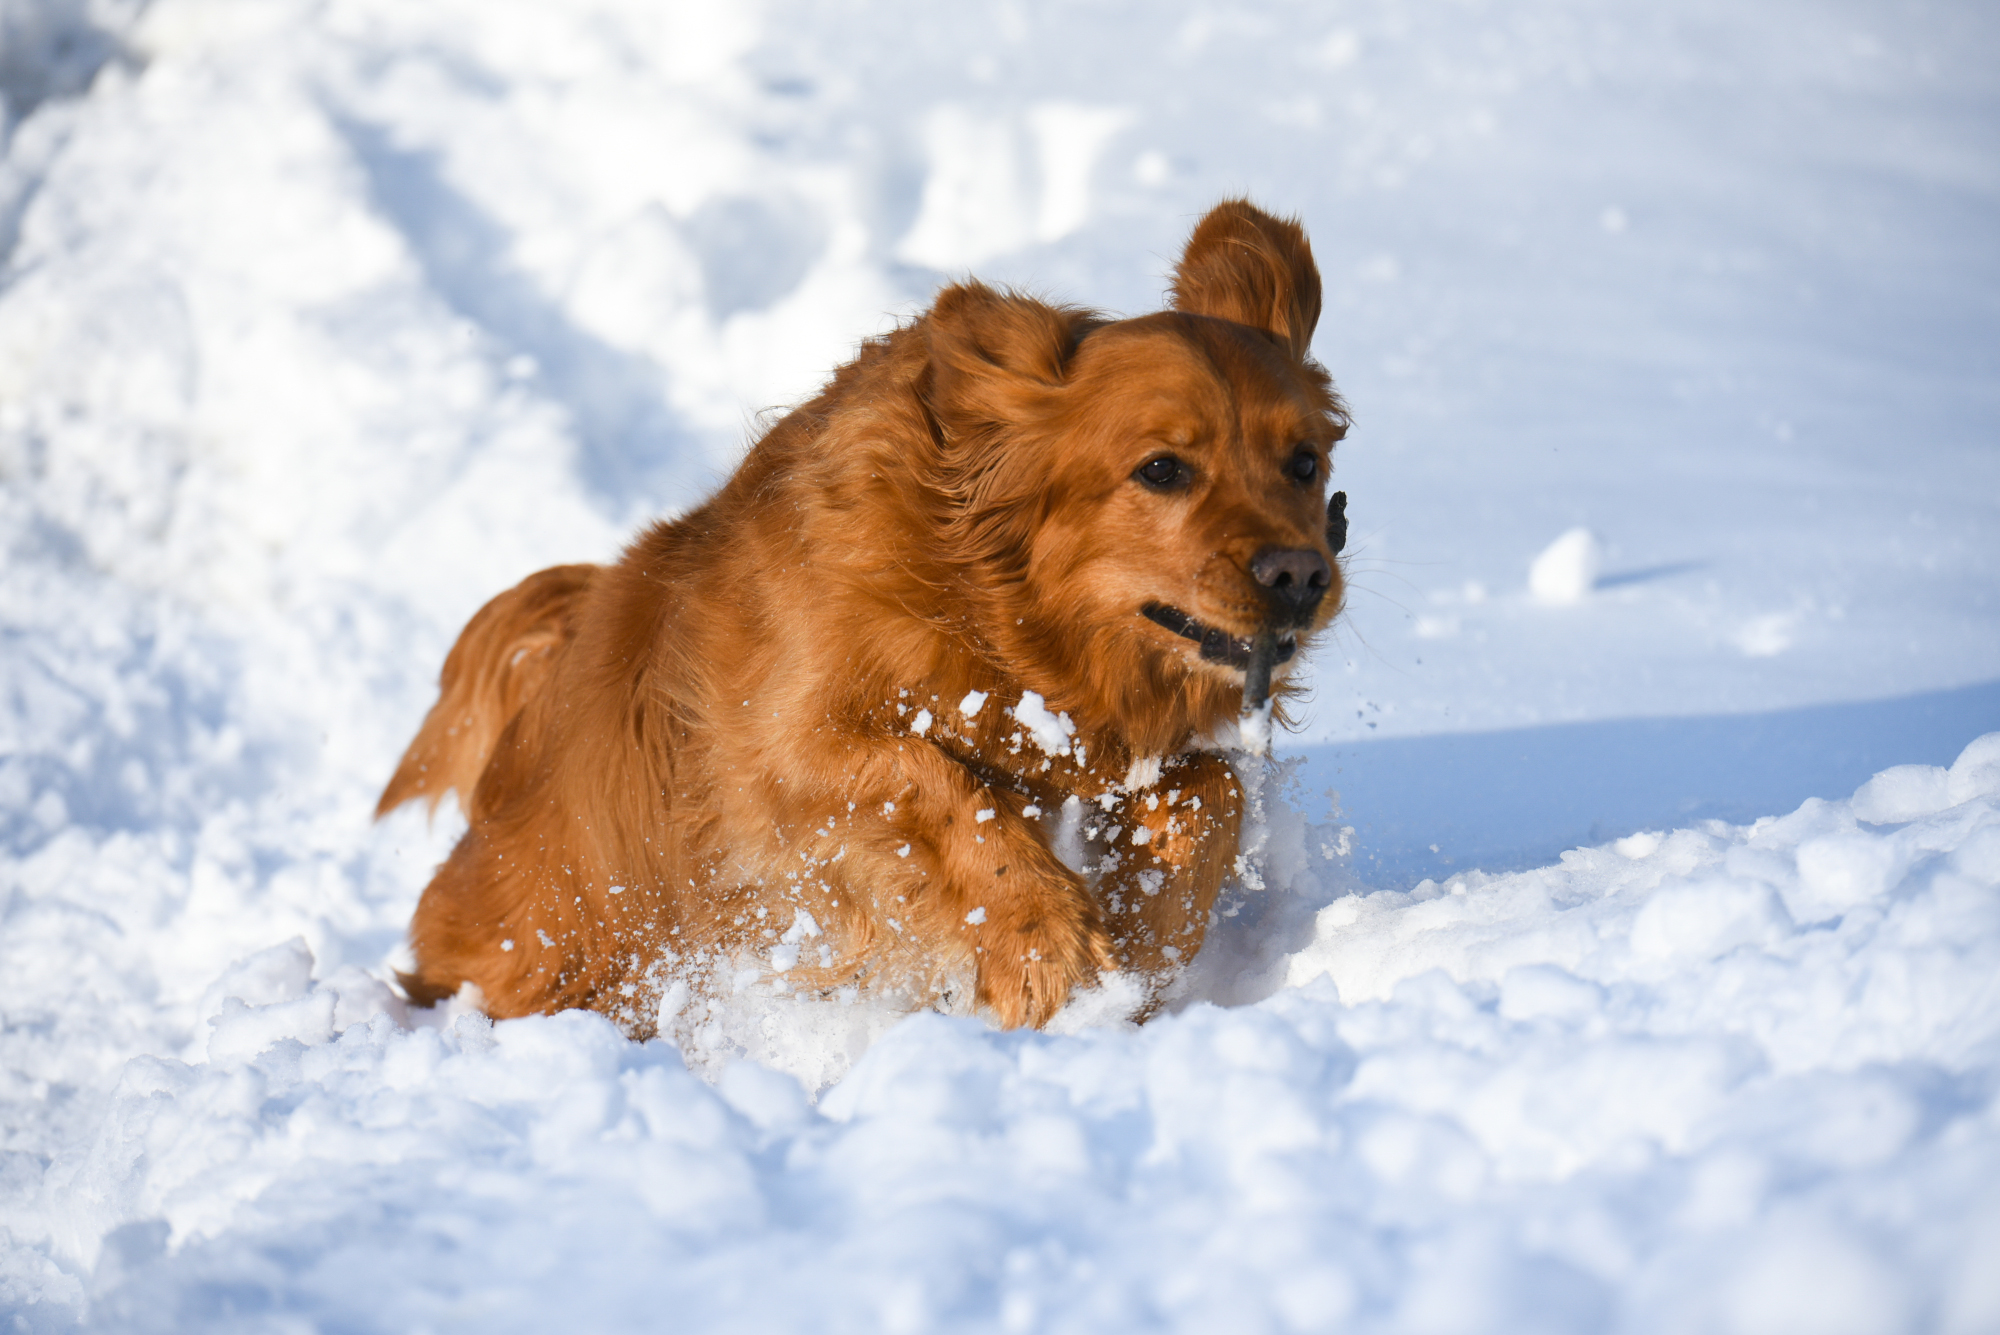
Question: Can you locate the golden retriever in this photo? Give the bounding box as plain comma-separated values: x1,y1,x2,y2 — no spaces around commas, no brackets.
378,199,1349,1032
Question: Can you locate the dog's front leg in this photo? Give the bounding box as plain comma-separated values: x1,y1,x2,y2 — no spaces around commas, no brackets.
1092,752,1244,994
856,742,1116,1029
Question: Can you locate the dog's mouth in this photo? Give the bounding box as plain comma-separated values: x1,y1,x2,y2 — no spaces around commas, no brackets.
1141,603,1298,671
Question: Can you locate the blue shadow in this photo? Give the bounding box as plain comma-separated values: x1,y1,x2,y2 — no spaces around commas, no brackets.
333,116,699,513
1595,560,1707,590
1287,677,2000,888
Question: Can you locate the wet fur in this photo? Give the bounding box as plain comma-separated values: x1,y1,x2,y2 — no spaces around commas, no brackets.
379,200,1349,1031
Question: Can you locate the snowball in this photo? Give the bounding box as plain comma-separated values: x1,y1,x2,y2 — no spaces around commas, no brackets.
958,689,987,718
1527,527,1603,605
910,707,932,735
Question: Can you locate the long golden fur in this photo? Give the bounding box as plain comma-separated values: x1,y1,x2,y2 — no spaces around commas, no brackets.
378,200,1349,1032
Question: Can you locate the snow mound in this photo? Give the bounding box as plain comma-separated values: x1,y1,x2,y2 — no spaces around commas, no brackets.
1528,527,1603,606
0,737,1993,1332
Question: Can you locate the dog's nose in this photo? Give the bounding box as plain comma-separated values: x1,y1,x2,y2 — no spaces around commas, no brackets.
1250,546,1332,618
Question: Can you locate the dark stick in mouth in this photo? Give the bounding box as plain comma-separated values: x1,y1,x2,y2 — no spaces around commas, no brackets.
1238,628,1280,755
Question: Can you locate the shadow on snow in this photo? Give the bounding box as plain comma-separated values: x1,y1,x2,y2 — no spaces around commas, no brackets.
1290,676,2000,888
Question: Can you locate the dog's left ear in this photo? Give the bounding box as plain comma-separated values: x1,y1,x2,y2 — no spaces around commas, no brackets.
924,281,1094,437
1169,200,1322,361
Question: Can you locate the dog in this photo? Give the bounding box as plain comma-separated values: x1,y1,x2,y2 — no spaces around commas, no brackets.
377,199,1349,1033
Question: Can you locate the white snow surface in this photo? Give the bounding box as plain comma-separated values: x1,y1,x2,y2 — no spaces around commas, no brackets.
4,0,2000,1331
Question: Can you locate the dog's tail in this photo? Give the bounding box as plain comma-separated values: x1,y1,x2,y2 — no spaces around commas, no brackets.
376,563,599,820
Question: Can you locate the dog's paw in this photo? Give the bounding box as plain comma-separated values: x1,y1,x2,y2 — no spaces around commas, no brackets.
969,889,1114,1029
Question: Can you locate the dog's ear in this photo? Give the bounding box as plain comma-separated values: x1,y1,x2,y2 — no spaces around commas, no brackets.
1168,200,1322,361
923,283,1096,575
923,282,1092,436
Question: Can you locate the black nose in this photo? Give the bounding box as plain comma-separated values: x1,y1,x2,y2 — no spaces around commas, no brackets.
1250,545,1332,619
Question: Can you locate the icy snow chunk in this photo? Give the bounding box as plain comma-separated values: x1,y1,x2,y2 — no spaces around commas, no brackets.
910,707,932,735
197,937,314,1022
657,979,691,1027
1009,690,1075,756
1045,970,1148,1032
1630,878,1791,959
1852,764,1953,823
1614,830,1663,859
1948,731,2000,805
965,906,987,925
957,689,987,717
1527,527,1602,605
771,909,822,971
206,991,336,1063
320,965,409,1031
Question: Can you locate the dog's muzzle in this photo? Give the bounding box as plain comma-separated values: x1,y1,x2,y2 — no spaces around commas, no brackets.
1142,603,1298,671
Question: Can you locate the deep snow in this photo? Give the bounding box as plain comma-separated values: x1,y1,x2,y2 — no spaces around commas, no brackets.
3,0,1999,1331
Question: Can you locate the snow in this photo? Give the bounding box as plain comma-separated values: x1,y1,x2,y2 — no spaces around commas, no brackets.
1528,528,1604,607
4,0,1999,1330
1011,690,1078,758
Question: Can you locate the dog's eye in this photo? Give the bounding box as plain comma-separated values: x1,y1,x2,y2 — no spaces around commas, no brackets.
1135,455,1186,490
1287,450,1318,484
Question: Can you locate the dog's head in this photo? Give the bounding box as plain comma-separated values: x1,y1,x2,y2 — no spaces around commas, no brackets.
924,200,1348,753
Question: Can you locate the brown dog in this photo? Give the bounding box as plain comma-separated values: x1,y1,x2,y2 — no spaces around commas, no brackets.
378,200,1348,1033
